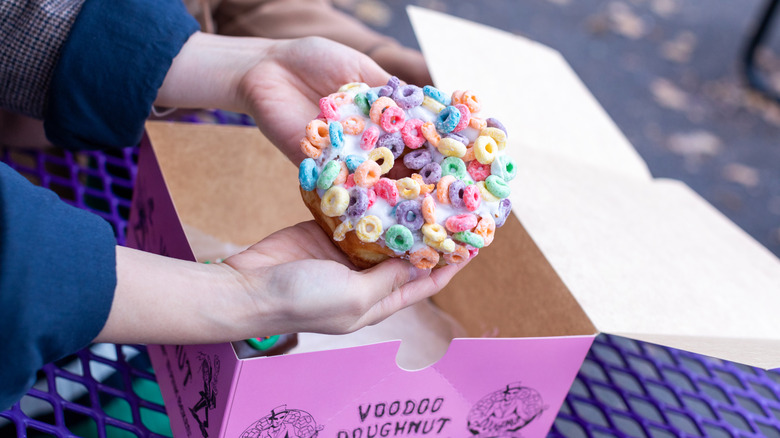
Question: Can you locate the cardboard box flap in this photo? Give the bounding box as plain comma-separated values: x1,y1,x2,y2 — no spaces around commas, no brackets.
408,6,652,182
513,145,780,368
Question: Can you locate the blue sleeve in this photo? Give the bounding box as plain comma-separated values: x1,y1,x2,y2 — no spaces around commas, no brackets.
43,0,200,150
0,163,117,411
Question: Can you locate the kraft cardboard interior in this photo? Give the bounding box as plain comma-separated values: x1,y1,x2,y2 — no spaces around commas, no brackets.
409,7,780,368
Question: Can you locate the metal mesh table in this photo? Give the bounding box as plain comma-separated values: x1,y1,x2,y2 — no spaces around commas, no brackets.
2,112,779,438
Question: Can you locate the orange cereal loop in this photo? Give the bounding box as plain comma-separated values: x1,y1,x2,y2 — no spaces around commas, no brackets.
329,92,353,107
461,91,482,113
451,90,465,105
369,96,397,125
421,121,441,147
436,175,456,204
462,145,476,163
333,161,349,186
411,174,434,196
443,245,470,264
341,115,365,135
474,214,496,247
300,137,322,159
306,119,330,147
354,160,382,188
410,246,440,270
421,195,436,224
469,117,487,131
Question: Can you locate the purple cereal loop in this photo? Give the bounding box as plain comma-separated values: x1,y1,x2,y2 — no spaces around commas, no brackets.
347,188,369,219
378,85,394,97
378,132,406,159
446,132,469,146
403,149,432,170
387,76,401,91
392,84,424,109
494,198,512,227
395,200,424,230
486,118,508,135
420,162,442,184
448,180,467,209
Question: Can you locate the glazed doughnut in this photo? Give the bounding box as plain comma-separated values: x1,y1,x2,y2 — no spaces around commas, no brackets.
298,77,515,269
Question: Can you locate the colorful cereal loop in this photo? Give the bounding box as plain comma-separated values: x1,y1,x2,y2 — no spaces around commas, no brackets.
425,237,456,254
329,121,344,149
367,146,394,174
320,186,350,217
344,155,365,172
491,154,517,181
329,92,352,107
476,181,500,203
436,175,456,204
474,214,496,247
422,85,451,105
355,93,370,115
421,194,436,224
460,91,482,113
338,82,363,93
317,160,342,190
421,121,441,147
410,246,440,270
319,97,339,121
474,135,497,165
463,184,481,212
354,160,381,188
333,220,354,242
462,145,476,162
356,215,383,243
453,230,484,249
421,96,445,113
485,175,511,199
435,106,461,133
452,104,471,133
481,127,507,150
467,159,491,182
369,96,397,125
401,119,426,149
440,157,468,179
360,126,380,151
445,214,478,233
298,158,319,191
341,115,365,135
373,177,399,206
333,161,349,186
421,223,447,243
411,174,434,196
443,245,470,264
469,116,487,130
380,105,406,133
300,137,322,159
396,177,421,200
385,224,414,252
306,119,330,147
366,89,379,105
437,137,467,158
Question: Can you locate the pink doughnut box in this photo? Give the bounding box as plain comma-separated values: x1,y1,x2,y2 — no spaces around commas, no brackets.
126,7,780,438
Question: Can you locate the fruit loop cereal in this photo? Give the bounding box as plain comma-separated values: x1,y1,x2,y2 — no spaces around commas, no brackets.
298,77,516,269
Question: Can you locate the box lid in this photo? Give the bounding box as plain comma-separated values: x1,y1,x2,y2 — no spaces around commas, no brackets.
409,6,780,369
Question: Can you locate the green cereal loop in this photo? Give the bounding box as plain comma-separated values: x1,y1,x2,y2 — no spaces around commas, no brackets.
246,335,281,351
317,160,341,190
355,93,371,115
491,155,517,182
385,224,414,252
440,156,468,180
453,231,485,249
485,174,511,199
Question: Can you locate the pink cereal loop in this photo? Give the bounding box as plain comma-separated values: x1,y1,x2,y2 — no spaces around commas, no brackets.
467,159,491,181
329,92,353,107
360,126,380,151
333,161,349,186
380,106,406,133
444,245,470,264
452,104,471,133
410,246,440,270
300,137,322,159
354,160,381,188
374,177,399,207
436,175,456,204
401,119,426,149
463,184,481,212
341,115,365,135
421,195,436,224
306,119,330,147
369,96,397,125
367,188,376,209
319,97,339,121
445,214,478,233
421,122,441,147
344,173,356,189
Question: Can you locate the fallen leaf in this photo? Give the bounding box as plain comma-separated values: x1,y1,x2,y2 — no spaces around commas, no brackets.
651,78,690,111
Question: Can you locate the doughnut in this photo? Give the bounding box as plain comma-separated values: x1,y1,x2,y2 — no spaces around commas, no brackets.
297,77,515,269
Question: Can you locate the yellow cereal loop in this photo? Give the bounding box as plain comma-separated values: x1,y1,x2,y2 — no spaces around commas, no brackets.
477,181,500,203
421,96,445,113
425,236,456,254
396,177,421,200
338,82,363,92
320,186,349,217
481,127,507,151
367,146,394,174
333,220,354,242
437,137,467,158
356,215,383,243
474,135,497,165
421,223,447,243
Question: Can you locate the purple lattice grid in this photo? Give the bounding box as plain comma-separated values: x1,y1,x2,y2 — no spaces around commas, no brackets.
2,113,779,437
